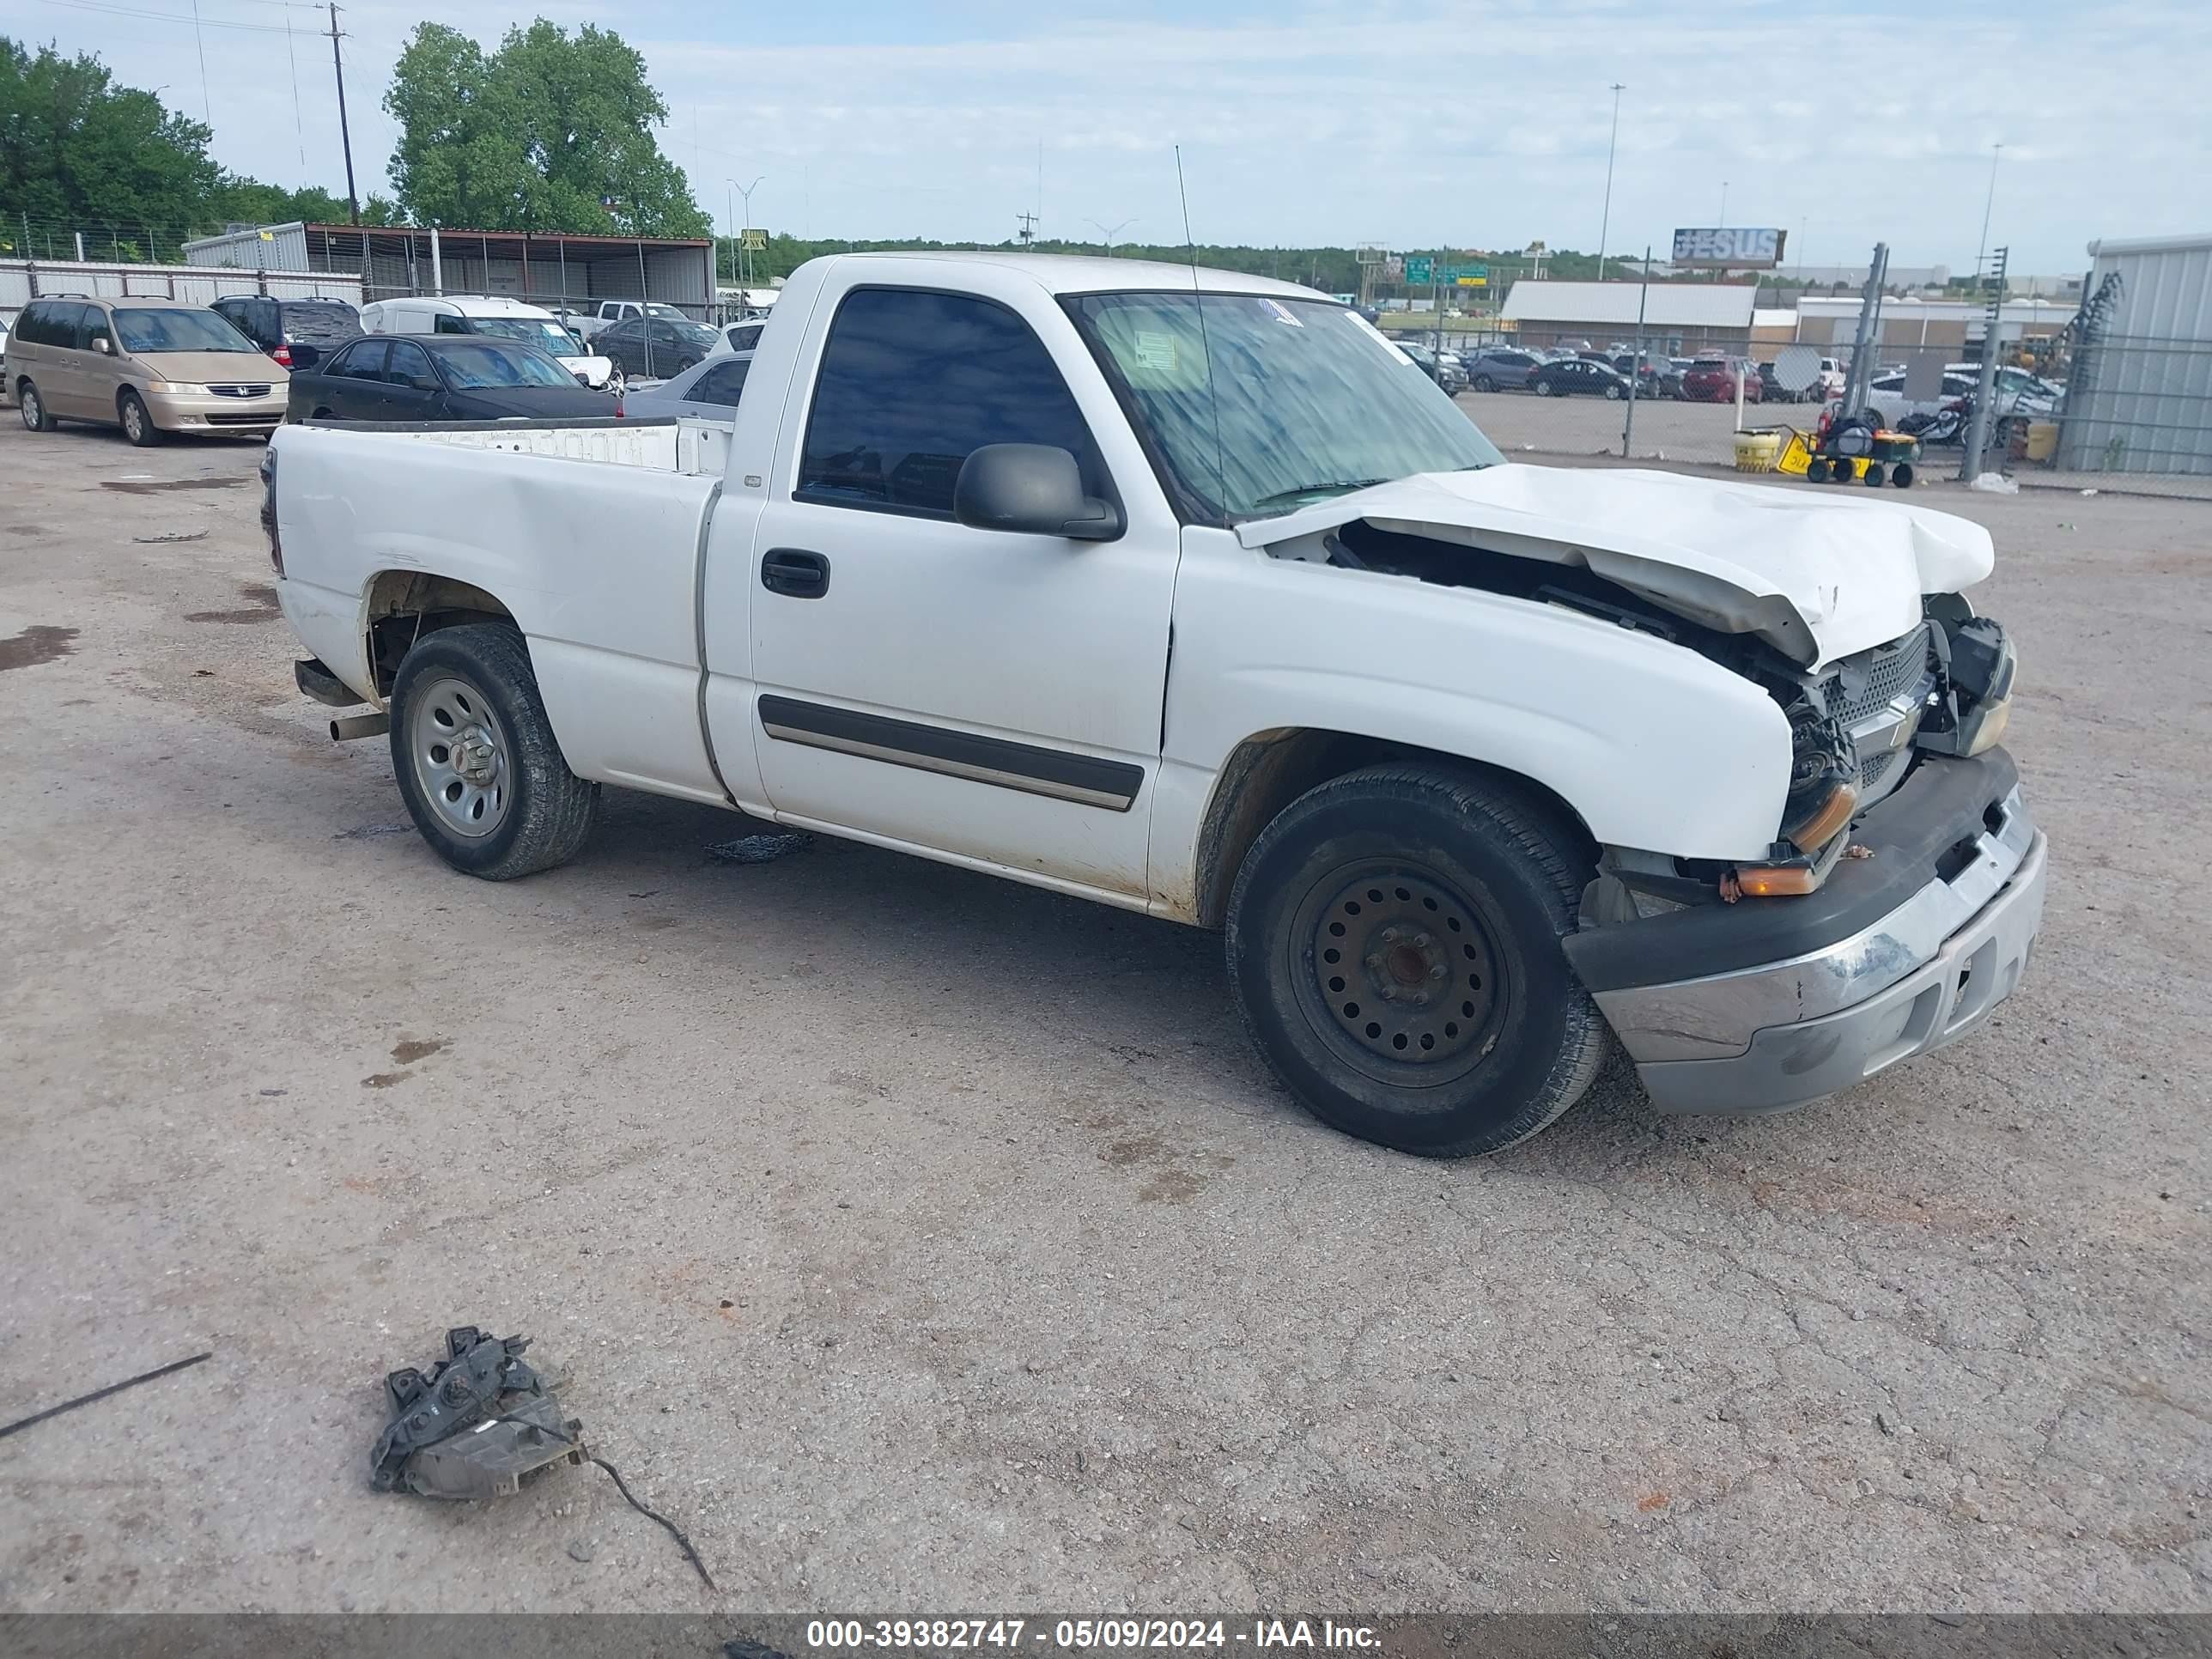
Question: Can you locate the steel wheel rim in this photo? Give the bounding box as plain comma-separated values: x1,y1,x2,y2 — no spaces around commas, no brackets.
1290,860,1510,1091
409,675,512,839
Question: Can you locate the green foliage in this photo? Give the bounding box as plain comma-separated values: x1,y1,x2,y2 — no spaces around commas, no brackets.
0,37,222,228
384,20,708,237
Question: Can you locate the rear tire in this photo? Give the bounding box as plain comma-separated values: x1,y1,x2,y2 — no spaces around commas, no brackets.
1533,379,1553,397
387,623,600,880
1473,375,1496,393
1891,461,1916,488
1805,456,1831,482
119,389,163,447
1224,765,1607,1158
18,380,55,432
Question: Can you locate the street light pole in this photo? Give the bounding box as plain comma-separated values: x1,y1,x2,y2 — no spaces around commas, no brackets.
1597,82,1624,283
1718,179,1729,227
1974,143,2003,299
1084,217,1137,255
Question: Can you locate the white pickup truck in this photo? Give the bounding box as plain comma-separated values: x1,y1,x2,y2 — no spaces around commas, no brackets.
265,252,2045,1158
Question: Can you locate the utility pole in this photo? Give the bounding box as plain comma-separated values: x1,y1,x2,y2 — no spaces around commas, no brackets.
1960,246,2008,482
1839,242,1889,420
1597,82,1624,283
1974,143,2003,301
1016,210,1038,247
327,4,359,225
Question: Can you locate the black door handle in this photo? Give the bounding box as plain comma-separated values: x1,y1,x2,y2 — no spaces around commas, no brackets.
761,548,830,599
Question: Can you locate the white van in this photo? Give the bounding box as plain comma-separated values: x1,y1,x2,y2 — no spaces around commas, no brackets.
357,295,615,391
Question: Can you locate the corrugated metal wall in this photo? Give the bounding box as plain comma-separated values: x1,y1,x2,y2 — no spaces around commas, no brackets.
0,259,362,312
2059,238,2212,476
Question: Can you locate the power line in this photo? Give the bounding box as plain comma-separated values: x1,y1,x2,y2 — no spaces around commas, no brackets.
33,0,300,35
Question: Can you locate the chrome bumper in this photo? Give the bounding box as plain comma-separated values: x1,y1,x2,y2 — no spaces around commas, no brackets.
1597,787,2046,1115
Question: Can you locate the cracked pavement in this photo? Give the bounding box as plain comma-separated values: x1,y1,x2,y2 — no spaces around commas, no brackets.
0,421,2206,1613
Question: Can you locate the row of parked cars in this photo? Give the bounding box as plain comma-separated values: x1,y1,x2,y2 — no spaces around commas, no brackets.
4,290,768,444
1387,338,1856,405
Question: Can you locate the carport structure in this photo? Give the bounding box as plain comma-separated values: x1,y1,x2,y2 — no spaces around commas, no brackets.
184,223,716,322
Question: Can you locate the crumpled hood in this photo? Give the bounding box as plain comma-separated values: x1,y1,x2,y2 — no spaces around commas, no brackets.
1236,464,1995,666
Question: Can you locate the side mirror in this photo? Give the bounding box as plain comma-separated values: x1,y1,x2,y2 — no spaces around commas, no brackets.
92,337,112,355
953,444,1121,543
406,374,440,392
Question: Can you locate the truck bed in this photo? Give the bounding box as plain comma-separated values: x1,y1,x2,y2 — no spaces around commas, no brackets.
299,413,732,474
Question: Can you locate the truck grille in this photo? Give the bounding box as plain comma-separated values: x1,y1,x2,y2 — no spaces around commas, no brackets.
1821,621,1938,805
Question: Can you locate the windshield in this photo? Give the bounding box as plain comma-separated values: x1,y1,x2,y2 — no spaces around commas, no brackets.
113,308,257,354
466,317,582,355
436,343,578,390
656,320,721,354
643,302,688,320
1069,292,1501,522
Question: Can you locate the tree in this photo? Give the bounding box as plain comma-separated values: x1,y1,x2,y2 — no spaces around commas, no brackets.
384,20,708,237
0,37,222,229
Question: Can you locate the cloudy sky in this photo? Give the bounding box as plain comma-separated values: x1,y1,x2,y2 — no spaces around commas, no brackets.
8,0,2208,275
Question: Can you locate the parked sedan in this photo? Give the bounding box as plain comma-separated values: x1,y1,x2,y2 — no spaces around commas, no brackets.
286,335,616,423
1680,356,1764,404
619,352,753,419
1462,348,1541,392
1394,339,1467,393
596,313,725,381
1528,356,1633,399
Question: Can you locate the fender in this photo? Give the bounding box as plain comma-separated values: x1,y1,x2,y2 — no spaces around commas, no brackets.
1148,528,1794,915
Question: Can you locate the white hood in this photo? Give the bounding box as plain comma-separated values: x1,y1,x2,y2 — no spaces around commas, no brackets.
558,352,614,388
1237,465,1995,666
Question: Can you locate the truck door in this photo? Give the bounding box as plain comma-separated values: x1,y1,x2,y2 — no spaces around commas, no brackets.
738,282,1178,900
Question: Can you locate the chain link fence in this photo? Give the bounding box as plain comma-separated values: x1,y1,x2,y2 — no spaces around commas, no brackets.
1438,333,2212,495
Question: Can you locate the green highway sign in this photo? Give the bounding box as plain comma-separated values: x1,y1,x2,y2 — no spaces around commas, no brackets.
1404,257,1488,287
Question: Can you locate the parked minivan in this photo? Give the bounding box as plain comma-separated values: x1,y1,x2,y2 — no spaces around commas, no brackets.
356,295,615,390
7,296,288,444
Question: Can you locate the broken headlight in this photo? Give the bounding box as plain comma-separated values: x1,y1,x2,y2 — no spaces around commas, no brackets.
1781,699,1858,851
1918,609,2017,758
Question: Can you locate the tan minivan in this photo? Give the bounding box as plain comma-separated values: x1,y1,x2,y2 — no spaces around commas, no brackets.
6,296,289,445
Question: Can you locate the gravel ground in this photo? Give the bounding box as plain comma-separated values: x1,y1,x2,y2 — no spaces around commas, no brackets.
1,418,2207,1616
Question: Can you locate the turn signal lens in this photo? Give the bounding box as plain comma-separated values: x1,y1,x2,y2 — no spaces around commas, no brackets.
1735,864,1822,898
1784,780,1859,852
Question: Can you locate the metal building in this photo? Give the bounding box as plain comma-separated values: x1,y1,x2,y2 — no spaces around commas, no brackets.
183,222,718,322
2056,232,2212,477
1498,281,1759,355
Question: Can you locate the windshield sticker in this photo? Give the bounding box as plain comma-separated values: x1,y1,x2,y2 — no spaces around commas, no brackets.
1133,331,1178,372
1259,298,1304,328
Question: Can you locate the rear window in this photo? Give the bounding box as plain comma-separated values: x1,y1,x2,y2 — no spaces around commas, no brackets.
280,302,360,342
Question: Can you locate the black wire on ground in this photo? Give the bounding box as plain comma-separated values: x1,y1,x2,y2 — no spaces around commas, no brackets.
0,1352,212,1443
483,1411,717,1592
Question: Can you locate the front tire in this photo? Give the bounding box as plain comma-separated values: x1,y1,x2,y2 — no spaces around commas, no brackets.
387,623,600,880
1473,375,1496,393
119,389,163,447
19,380,55,431
1224,766,1607,1158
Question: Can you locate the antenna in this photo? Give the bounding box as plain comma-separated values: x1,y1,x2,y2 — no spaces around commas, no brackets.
1176,145,1229,527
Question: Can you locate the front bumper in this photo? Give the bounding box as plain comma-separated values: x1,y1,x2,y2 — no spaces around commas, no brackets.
143,387,286,432
1569,751,2046,1115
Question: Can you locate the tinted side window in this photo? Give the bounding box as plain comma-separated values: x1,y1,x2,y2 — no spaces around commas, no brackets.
47,303,90,349
386,341,434,385
799,288,1096,517
433,314,468,334
690,362,750,406
331,341,388,380
13,301,51,345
